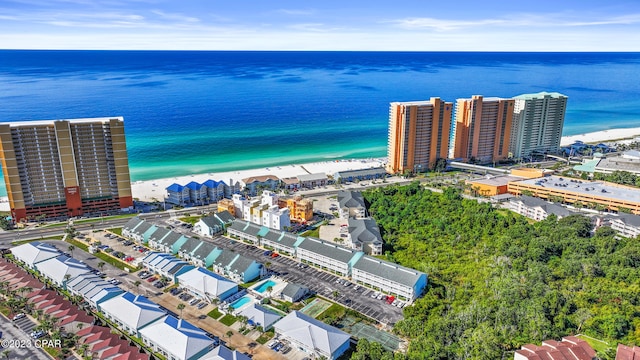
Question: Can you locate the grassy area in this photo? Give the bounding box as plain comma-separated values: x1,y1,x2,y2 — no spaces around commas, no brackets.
11,235,64,246
576,334,611,355
108,228,122,236
179,215,202,225
208,308,223,319
300,227,320,238
219,313,237,326
65,238,89,252
256,330,275,345
94,251,138,272
40,214,137,228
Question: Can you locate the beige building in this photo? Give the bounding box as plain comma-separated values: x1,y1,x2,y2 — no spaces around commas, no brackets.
509,92,568,159
0,117,133,222
452,95,514,163
386,98,453,174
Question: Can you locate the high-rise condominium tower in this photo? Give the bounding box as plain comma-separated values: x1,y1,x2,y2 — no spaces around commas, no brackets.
0,117,133,222
386,98,453,174
509,92,568,159
452,95,515,163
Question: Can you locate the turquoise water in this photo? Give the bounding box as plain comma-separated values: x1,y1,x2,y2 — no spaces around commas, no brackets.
254,280,277,294
230,295,252,309
1,51,640,197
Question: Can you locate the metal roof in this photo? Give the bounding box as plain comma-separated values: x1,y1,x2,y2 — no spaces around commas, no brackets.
352,255,426,288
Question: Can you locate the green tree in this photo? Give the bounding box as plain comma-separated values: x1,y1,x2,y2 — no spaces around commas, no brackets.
177,303,186,318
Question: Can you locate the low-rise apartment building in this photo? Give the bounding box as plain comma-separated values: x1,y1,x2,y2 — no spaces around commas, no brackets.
507,195,575,221
352,256,427,301
296,237,363,277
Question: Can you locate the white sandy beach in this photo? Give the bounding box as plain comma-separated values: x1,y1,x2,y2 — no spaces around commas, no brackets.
130,158,387,202
3,127,640,212
560,127,640,146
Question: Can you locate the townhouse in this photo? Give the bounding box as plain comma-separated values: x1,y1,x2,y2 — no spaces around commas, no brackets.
98,292,167,337
236,304,282,331
296,237,364,277
337,190,367,219
10,241,60,269
175,267,238,302
273,311,351,360
351,256,427,301
139,316,216,360
347,218,383,255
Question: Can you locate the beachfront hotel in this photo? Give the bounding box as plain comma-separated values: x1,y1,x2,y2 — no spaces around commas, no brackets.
509,92,568,159
0,117,133,222
451,95,515,163
386,98,453,174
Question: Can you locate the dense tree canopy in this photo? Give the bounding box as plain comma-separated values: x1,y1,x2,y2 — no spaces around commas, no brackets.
360,182,640,360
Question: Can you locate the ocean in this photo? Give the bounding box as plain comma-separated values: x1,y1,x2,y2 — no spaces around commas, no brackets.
1,51,640,192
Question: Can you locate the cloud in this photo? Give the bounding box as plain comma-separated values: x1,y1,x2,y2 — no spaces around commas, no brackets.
391,13,640,31
275,9,315,16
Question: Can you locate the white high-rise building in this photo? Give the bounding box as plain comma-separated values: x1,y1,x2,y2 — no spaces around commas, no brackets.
509,92,568,159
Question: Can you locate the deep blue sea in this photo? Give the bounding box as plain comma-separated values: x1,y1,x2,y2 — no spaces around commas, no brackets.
1,50,640,195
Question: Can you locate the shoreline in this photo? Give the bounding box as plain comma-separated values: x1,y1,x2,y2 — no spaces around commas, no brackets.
3,127,640,211
560,127,640,146
130,158,387,202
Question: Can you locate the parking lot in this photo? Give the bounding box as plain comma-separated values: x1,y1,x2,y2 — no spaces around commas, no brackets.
1,313,51,360
200,234,405,325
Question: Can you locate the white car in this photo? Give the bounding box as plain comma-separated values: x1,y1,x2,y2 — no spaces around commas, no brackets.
12,313,25,321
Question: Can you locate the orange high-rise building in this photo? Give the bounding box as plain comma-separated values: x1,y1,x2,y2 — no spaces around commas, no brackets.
386,98,453,174
452,95,514,163
0,117,133,222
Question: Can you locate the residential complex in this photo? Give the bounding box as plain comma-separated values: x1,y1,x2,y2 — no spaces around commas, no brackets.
452,95,514,163
386,98,453,174
228,218,427,301
123,217,264,283
507,195,575,221
509,92,568,159
0,117,133,222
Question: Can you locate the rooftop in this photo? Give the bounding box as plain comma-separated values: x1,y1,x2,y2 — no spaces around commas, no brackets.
297,237,361,265
352,255,427,288
468,175,523,187
274,311,351,357
510,175,640,204
297,173,327,182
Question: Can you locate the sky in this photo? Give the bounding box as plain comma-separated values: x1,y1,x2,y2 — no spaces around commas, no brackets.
1,0,640,51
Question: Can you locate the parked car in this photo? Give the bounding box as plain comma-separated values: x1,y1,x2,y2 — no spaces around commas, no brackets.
189,298,201,306
146,276,158,283
12,313,25,321
197,302,207,309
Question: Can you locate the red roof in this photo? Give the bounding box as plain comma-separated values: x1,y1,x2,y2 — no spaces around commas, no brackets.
617,344,640,360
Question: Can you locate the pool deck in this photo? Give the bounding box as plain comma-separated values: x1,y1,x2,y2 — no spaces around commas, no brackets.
248,277,288,298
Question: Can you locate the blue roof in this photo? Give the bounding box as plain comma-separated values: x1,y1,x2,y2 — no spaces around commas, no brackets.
203,179,226,187
121,292,164,312
196,267,231,282
167,183,185,192
163,316,211,339
186,181,204,191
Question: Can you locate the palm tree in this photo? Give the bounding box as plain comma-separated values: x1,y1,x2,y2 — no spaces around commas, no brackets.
97,262,105,272
226,330,234,339
68,244,75,258
80,343,90,358
332,290,340,300
177,303,186,318
266,286,273,298
1,349,11,359
133,280,141,293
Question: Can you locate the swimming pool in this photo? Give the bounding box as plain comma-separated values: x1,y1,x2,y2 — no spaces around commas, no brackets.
230,296,252,309
254,280,277,294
